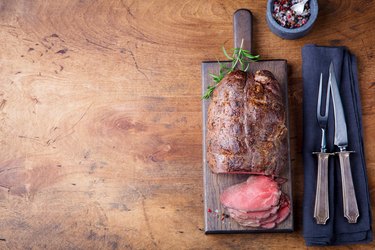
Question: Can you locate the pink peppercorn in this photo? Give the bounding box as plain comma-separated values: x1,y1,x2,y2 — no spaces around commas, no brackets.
272,0,311,29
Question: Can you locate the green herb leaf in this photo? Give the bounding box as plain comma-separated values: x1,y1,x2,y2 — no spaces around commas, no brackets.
202,85,216,99
222,46,232,60
243,51,260,60
202,39,260,99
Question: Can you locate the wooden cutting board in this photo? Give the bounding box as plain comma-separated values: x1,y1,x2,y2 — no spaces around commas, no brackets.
202,9,293,233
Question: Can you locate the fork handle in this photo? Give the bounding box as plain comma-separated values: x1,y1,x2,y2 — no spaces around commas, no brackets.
338,151,359,223
313,152,331,224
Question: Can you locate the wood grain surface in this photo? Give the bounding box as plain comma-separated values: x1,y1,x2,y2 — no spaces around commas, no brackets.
0,0,374,249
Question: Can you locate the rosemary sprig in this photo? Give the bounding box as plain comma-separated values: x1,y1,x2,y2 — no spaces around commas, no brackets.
202,39,260,99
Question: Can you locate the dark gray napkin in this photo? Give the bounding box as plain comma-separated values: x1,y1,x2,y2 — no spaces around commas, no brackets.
302,44,372,246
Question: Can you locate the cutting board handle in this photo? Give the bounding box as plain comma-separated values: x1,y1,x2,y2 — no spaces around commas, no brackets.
233,9,253,53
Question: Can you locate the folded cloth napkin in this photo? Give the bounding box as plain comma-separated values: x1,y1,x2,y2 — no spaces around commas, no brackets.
302,44,373,246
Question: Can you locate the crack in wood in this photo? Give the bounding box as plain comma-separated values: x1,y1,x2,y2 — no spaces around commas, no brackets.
0,99,7,111
46,103,93,146
86,38,116,51
141,197,158,247
120,48,150,81
121,0,134,18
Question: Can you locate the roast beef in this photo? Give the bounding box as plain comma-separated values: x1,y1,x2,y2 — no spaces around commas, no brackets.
220,175,281,212
206,70,287,176
274,193,291,224
220,175,291,229
226,205,280,221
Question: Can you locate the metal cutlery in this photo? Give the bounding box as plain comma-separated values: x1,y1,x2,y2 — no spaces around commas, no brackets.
313,73,332,225
329,62,360,224
313,62,359,225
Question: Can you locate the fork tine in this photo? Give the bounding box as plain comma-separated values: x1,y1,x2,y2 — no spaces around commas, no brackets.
316,72,329,152
317,72,330,122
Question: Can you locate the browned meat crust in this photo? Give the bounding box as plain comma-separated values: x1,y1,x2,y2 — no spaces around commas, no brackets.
207,70,287,176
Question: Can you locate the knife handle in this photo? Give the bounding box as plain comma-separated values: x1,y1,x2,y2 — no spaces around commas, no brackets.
313,152,331,224
338,151,359,223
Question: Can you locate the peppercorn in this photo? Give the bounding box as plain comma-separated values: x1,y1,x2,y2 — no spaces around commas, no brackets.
272,0,311,29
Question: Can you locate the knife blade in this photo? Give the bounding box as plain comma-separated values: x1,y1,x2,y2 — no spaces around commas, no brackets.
329,62,359,223
330,63,348,150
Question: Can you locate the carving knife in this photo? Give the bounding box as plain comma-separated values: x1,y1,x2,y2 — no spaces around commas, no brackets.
329,62,359,223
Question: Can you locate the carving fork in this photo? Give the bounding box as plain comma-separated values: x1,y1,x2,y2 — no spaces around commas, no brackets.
313,73,332,225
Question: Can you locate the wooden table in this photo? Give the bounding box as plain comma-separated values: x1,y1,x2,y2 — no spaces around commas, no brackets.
0,0,374,249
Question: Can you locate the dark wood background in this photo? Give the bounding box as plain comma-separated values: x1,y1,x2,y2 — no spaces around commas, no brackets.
0,0,374,249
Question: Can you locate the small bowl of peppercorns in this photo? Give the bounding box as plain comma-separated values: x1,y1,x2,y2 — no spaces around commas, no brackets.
266,0,318,40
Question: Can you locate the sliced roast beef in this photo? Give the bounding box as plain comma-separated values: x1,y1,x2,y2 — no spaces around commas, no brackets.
259,193,290,229
274,194,291,224
261,222,276,229
236,194,290,229
229,194,290,228
207,70,287,176
220,176,291,229
220,175,281,212
227,205,280,221
233,210,279,228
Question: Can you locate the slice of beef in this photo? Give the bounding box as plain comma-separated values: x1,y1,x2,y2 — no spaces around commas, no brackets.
226,205,280,221
260,222,276,229
207,70,287,176
259,193,290,229
230,194,290,228
221,175,291,229
232,209,279,228
220,175,281,212
274,193,291,224
259,213,279,224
